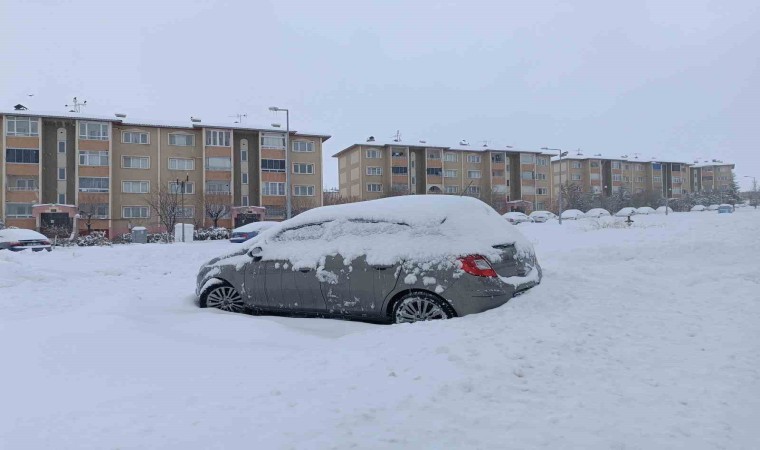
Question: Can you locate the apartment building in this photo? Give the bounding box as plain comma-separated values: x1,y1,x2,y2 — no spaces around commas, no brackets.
334,139,552,213
551,153,696,200
1,110,329,236
690,160,736,193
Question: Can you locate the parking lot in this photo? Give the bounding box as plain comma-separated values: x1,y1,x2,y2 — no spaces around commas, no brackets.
1,210,759,449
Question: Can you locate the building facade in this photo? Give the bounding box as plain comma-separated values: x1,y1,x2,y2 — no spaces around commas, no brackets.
1,111,329,236
334,140,552,213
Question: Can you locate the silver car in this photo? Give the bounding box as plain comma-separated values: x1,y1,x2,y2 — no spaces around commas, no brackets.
196,197,542,324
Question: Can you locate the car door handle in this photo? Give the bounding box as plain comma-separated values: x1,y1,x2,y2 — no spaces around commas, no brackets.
299,268,312,273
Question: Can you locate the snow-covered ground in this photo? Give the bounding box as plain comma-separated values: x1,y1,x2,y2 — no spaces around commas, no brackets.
1,210,759,449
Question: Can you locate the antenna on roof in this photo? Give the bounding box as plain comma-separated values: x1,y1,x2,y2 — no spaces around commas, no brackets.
480,140,489,148
459,139,469,146
229,113,247,124
576,148,583,156
114,113,127,118
621,154,629,158
419,140,427,144
65,96,87,113
366,136,375,142
14,104,28,111
391,130,402,142
633,152,640,159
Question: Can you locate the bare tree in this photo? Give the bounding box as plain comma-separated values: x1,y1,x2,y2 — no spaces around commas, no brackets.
78,193,107,234
144,186,181,241
204,193,232,228
291,195,320,216
323,189,358,206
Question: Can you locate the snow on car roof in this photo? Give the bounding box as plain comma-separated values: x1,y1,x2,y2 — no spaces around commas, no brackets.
0,229,48,241
232,221,280,233
251,195,533,269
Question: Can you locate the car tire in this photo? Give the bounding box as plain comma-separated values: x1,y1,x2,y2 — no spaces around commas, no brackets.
199,282,247,313
392,291,456,324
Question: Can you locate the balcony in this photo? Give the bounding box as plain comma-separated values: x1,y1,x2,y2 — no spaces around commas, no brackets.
6,177,39,192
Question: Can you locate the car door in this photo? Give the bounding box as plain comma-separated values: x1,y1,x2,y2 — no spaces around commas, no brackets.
243,247,267,308
321,254,401,319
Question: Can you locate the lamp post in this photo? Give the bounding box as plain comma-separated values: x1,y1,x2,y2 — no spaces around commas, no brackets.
176,174,189,242
269,106,291,219
541,147,568,224
745,176,758,208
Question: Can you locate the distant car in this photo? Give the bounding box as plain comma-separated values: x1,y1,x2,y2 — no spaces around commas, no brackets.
529,211,557,223
0,229,52,252
560,209,585,220
503,212,533,224
635,207,656,215
707,204,720,211
717,204,734,214
615,207,638,217
197,195,542,324
585,208,611,218
229,221,279,243
691,205,706,212
656,206,673,214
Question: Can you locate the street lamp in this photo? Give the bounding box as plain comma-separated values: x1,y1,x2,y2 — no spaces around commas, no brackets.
176,174,189,242
541,147,568,224
745,176,758,208
269,106,291,219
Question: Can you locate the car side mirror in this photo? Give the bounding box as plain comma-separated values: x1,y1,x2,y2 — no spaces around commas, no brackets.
248,247,263,261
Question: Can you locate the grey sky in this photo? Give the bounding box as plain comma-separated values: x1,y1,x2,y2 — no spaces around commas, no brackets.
2,0,759,189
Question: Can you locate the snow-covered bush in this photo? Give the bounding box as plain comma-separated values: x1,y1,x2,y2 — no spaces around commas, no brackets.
148,232,173,243
194,227,230,241
56,231,112,247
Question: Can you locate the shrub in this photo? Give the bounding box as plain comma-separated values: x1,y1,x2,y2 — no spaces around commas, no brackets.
194,227,230,241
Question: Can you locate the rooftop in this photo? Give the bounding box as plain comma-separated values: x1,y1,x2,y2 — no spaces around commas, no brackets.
550,151,691,164
333,138,546,157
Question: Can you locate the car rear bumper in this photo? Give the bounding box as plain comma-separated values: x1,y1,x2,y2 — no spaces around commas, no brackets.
444,264,542,317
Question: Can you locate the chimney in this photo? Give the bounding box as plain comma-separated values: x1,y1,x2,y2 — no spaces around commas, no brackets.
366,136,375,142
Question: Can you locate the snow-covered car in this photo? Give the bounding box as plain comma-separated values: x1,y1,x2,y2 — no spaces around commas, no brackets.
718,204,734,214
635,207,656,215
529,211,557,223
229,221,279,243
503,212,533,224
560,209,585,220
0,229,52,252
691,205,706,212
197,196,542,324
585,208,611,218
615,207,638,217
707,204,720,211
656,206,673,214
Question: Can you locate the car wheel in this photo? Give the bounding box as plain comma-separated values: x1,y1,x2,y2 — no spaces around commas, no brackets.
200,283,246,313
392,292,455,324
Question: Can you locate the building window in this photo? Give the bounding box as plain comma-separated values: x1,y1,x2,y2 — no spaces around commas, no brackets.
427,150,441,160
427,168,443,176
206,130,231,147
536,173,547,180
6,148,39,164
445,186,459,193
123,206,149,219
466,186,480,195
612,161,622,169
635,164,644,171
122,156,149,169
169,181,194,194
653,176,662,182
57,193,66,204
206,157,232,171
537,157,548,166
293,163,315,174
261,133,285,149
571,161,582,169
392,166,408,175
673,177,682,183
6,117,39,136
590,161,600,168
241,149,248,162
58,141,66,153
467,155,481,163
391,147,406,157
592,186,602,193
79,177,109,192
262,182,285,196
174,207,193,219
12,178,37,191
521,154,535,164
367,183,383,192
623,176,630,182
571,174,582,181
522,171,534,180
169,133,195,146
122,131,149,144
491,153,505,163
58,168,66,180
671,164,681,172
292,141,315,152
636,176,645,183
612,174,622,182
590,173,600,180
294,185,315,196
241,173,249,184
536,188,548,195
79,151,108,166
79,122,109,140
444,153,458,162
492,170,505,177
242,195,249,206
467,170,481,179
444,169,458,178
366,149,382,159
83,204,109,219
672,187,682,194
6,203,34,218
169,158,195,171
366,166,383,176
122,180,149,194
261,159,286,172
206,181,230,194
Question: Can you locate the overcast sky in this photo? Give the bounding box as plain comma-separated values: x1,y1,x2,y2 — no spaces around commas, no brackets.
2,0,759,189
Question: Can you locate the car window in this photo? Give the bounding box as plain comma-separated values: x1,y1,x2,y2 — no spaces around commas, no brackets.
274,223,327,242
335,220,410,237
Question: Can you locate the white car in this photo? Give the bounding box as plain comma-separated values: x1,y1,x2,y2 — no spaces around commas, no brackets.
529,211,557,223
560,209,585,220
635,207,656,215
0,228,52,252
585,208,611,218
229,221,280,243
656,206,673,214
690,205,706,212
503,212,534,224
615,207,638,217
707,204,720,211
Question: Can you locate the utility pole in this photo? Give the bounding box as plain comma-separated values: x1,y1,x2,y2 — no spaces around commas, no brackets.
542,147,568,224
269,106,291,219
177,174,188,241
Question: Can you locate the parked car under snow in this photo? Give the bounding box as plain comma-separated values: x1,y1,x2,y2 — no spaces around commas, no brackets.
560,209,585,220
0,229,52,252
229,221,279,243
196,196,542,324
503,212,533,224
529,211,557,223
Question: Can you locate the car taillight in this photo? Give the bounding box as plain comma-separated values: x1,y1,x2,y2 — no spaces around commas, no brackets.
458,255,498,278
42,241,51,245
9,241,22,247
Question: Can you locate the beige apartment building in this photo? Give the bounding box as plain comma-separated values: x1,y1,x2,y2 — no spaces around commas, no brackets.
690,160,736,193
1,110,329,236
334,139,552,213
